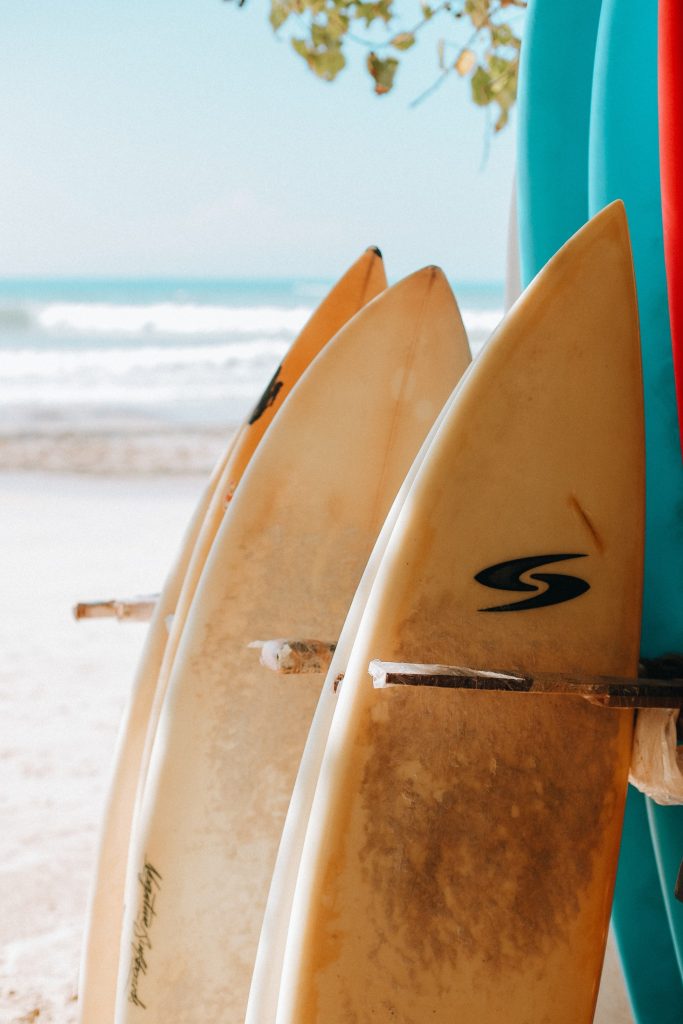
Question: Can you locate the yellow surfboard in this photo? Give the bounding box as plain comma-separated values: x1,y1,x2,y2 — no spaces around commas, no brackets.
114,267,471,1022
277,202,644,1023
77,248,386,1024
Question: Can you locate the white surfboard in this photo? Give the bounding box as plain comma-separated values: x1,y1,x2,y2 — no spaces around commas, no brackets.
114,267,471,1023
77,247,387,1024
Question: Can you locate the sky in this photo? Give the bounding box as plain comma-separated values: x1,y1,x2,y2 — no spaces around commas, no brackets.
1,1,518,282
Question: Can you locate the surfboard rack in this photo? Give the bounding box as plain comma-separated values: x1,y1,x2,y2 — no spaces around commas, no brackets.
252,641,683,708
73,595,159,622
369,660,683,709
254,643,683,900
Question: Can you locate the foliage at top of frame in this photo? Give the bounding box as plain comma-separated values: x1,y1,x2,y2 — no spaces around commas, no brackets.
228,0,526,132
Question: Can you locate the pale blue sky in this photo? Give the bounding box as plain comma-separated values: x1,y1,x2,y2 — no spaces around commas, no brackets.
1,1,518,281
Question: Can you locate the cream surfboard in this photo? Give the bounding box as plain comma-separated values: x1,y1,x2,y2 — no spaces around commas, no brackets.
114,266,471,1022
277,202,644,1024
245,362,473,1024
77,247,387,1024
135,247,387,813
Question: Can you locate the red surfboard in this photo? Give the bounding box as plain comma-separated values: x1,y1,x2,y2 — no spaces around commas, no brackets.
659,0,683,453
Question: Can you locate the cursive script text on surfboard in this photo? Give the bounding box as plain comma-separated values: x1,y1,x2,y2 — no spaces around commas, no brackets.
128,860,163,1009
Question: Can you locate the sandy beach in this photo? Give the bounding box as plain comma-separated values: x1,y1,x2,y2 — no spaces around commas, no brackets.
0,428,229,478
0,465,207,1023
0,455,635,1023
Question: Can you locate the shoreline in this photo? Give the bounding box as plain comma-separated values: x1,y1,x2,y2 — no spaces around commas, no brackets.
0,427,233,477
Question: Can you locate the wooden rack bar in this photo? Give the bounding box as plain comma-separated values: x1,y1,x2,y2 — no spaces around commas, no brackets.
73,595,158,623
369,660,683,709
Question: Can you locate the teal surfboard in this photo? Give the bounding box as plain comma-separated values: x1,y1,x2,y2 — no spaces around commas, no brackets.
589,0,683,1014
516,0,602,284
518,1,683,1021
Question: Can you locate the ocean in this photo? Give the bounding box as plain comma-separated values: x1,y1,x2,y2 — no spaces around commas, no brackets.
0,277,503,466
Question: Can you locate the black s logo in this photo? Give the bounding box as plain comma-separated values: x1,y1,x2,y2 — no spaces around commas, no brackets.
475,553,590,612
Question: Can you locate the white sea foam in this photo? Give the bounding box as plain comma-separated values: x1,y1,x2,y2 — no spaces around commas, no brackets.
0,340,289,380
462,307,502,337
2,381,260,406
0,299,500,339
0,284,503,435
35,302,312,336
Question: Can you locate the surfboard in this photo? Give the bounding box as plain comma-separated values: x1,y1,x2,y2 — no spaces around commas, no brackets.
516,0,602,288
77,247,387,1024
650,0,683,983
276,203,644,1024
113,267,471,1023
519,1,682,1016
590,0,683,1013
245,355,473,1023
659,0,683,448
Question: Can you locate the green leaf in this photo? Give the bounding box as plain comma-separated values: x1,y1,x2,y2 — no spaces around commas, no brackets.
291,37,310,60
311,22,331,46
311,45,346,79
269,0,291,31
487,54,515,94
465,0,490,30
492,58,518,130
355,0,392,25
470,65,492,106
291,32,346,80
327,7,350,38
367,51,398,94
491,22,515,47
354,3,380,26
375,0,393,22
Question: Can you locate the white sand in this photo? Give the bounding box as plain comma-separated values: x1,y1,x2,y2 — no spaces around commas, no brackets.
0,470,202,1023
0,467,634,1023
0,428,228,477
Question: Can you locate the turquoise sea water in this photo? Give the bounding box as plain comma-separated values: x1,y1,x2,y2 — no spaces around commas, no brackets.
0,277,503,436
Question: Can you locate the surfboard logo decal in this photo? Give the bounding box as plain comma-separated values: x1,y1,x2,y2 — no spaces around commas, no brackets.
248,364,284,424
475,554,589,612
128,859,163,1009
